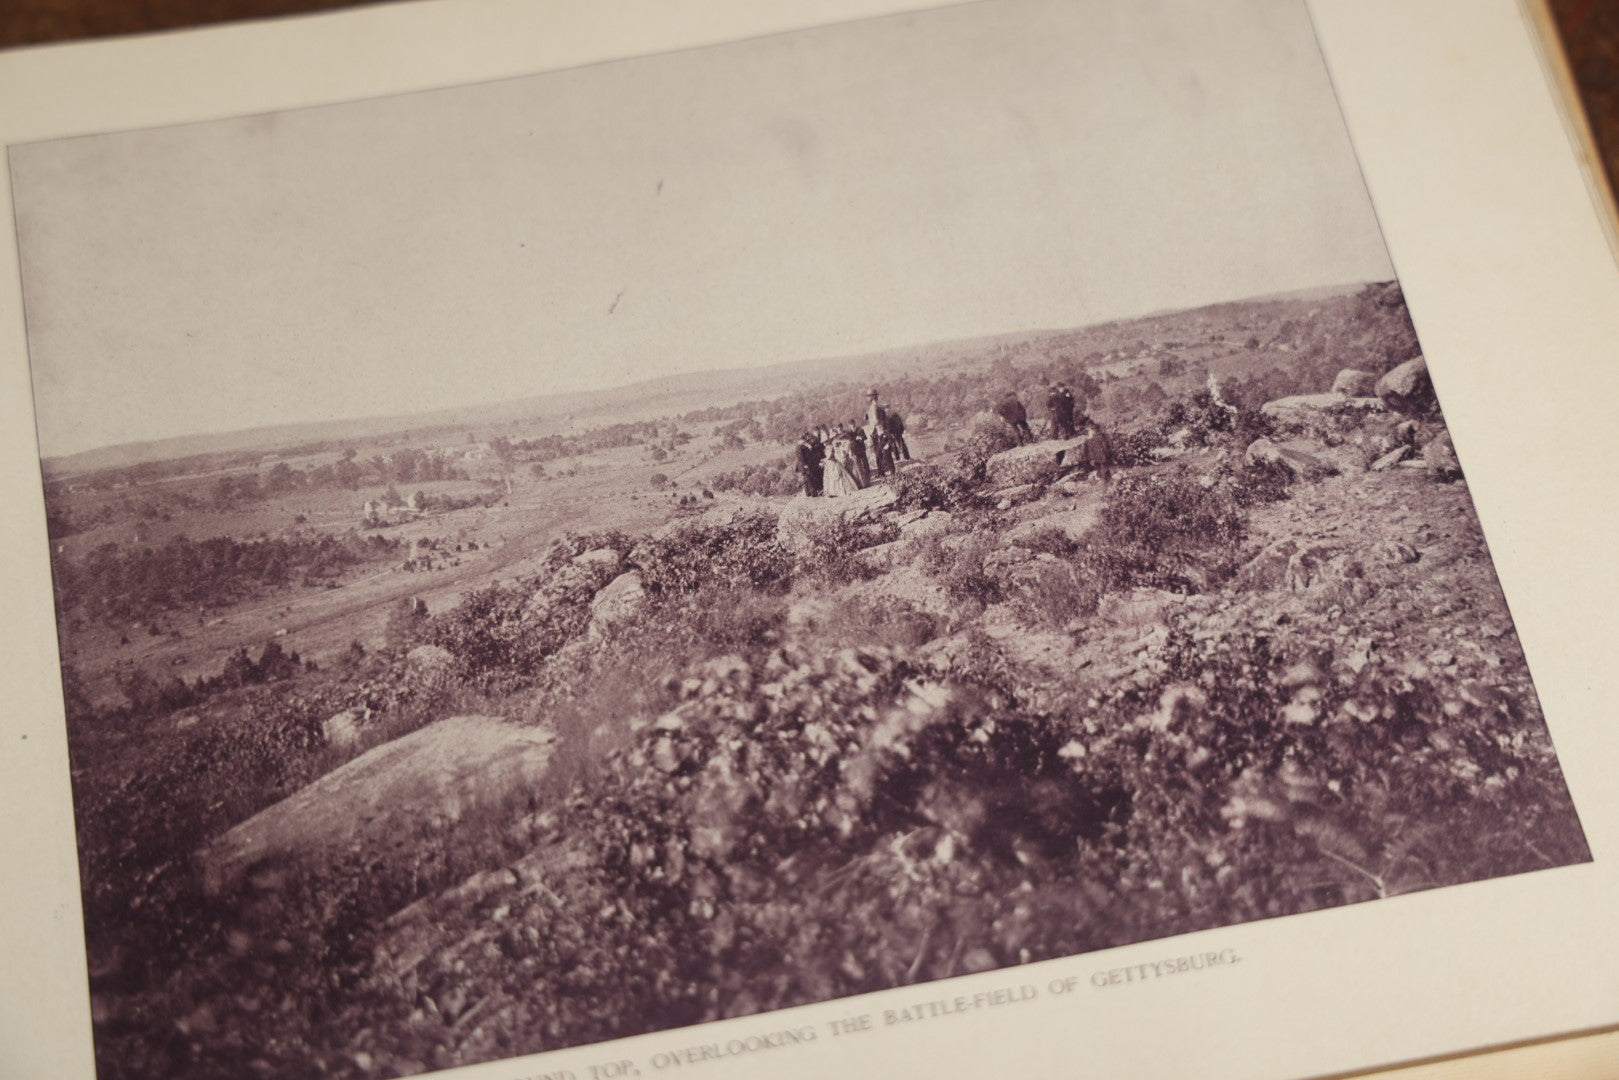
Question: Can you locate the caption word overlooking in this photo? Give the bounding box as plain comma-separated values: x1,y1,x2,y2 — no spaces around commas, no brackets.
513,948,1241,1080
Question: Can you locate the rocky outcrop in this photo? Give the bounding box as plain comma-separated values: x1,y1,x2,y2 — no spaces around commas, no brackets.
774,485,899,556
1259,393,1384,436
198,715,555,897
897,509,954,541
1375,357,1436,414
1006,505,1100,546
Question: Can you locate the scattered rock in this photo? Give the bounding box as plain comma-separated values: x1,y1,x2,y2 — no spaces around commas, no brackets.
1098,588,1178,626
1234,538,1299,591
1372,540,1420,565
1370,445,1412,471
991,483,1043,510
1245,437,1335,481
1331,369,1377,396
1422,431,1462,480
855,540,904,573
1375,356,1436,414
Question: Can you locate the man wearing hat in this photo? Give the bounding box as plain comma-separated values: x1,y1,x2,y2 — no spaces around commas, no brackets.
865,389,895,477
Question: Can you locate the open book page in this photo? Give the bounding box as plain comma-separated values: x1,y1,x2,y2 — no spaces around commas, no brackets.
0,1,1615,1077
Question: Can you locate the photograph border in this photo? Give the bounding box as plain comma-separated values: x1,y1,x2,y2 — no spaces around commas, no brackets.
1,2,1616,1077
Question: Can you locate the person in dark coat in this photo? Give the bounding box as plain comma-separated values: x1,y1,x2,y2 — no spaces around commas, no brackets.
849,421,871,486
996,392,1035,445
1046,382,1077,439
884,407,910,460
865,390,895,476
795,431,825,496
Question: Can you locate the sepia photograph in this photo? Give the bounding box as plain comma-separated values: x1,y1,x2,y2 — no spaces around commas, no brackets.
6,0,1594,1076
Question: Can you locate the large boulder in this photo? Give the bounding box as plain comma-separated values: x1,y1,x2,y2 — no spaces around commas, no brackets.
198,715,554,897
985,435,1107,487
1375,357,1436,414
1259,393,1385,436
589,570,648,638
1331,369,1377,397
985,440,1069,486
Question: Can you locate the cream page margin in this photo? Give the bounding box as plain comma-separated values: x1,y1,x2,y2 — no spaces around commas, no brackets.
1,1,1616,1078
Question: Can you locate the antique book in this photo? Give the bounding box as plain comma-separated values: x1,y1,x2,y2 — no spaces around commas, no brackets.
1,1,1616,1078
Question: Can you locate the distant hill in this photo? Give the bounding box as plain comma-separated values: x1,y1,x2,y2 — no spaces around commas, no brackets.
42,281,1369,478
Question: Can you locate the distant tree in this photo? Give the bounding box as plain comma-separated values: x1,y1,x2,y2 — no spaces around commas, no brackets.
220,647,256,688
256,640,299,682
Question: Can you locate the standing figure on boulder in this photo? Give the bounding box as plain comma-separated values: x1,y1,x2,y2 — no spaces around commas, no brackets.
1046,381,1077,439
795,431,825,497
848,421,872,487
1076,413,1112,483
996,390,1035,445
865,389,896,477
884,406,910,461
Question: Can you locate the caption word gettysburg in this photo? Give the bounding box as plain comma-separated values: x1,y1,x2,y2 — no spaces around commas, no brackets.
514,949,1240,1079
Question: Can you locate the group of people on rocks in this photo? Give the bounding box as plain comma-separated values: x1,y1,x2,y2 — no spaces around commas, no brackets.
794,381,1095,497
997,381,1082,446
795,389,911,497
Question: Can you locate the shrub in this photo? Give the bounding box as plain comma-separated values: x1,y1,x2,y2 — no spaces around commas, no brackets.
1077,465,1246,593
1106,427,1163,468
916,531,1005,610
942,412,1021,486
708,458,799,497
790,511,895,584
632,510,794,596
1011,561,1103,629
891,464,978,512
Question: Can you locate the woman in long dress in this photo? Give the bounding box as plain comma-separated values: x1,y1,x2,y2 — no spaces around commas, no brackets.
822,431,862,497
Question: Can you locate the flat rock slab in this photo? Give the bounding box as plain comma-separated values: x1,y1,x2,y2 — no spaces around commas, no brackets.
985,437,1093,485
198,714,554,896
775,485,900,554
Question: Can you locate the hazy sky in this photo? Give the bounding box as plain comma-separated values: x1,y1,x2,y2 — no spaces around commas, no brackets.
11,0,1393,458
